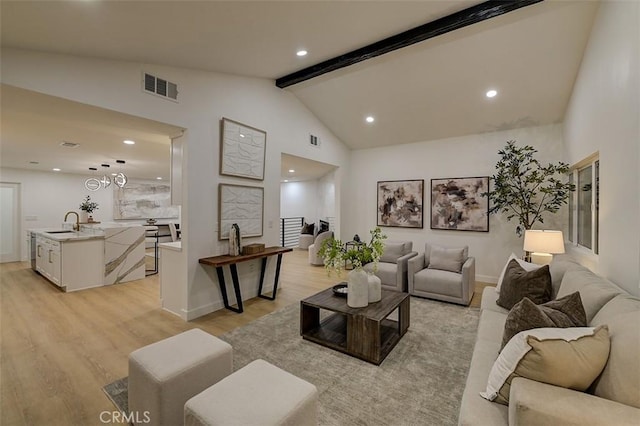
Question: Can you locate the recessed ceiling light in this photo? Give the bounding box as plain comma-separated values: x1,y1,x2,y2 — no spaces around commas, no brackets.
289,169,295,173
156,177,162,180
296,50,308,57
365,116,375,123
239,133,245,138
52,168,61,172
486,89,497,98
123,140,135,145
284,179,289,183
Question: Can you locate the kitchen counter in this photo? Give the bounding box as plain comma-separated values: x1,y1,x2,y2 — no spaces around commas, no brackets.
159,241,182,252
29,223,146,290
29,228,104,242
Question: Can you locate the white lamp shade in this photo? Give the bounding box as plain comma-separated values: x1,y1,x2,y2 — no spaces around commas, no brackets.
523,230,565,254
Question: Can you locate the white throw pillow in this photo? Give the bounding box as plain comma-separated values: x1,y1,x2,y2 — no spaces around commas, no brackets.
480,326,609,405
495,253,541,293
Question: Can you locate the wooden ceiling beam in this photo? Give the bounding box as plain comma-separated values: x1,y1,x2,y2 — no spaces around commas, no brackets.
276,0,543,89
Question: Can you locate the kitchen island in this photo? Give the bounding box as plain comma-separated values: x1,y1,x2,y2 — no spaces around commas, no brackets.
30,223,145,292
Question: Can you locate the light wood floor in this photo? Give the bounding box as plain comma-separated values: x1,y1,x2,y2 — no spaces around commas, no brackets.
1,250,489,425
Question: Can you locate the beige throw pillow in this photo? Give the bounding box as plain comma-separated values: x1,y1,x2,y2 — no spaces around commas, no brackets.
481,325,610,405
427,246,465,273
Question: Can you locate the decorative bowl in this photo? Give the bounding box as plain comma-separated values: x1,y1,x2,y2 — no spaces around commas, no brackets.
332,282,348,297
146,218,157,225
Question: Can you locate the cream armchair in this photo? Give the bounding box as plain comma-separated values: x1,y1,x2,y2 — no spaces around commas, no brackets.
363,241,417,292
308,231,333,265
298,222,316,249
408,243,475,306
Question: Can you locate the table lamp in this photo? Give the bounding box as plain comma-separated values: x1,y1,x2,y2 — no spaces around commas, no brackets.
523,230,565,265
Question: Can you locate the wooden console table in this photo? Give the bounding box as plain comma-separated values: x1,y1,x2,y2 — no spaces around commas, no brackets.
199,246,293,313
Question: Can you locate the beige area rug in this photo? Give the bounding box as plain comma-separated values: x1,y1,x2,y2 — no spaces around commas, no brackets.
220,296,480,426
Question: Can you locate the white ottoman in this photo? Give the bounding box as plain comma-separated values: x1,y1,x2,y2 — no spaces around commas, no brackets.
184,359,318,426
129,328,233,426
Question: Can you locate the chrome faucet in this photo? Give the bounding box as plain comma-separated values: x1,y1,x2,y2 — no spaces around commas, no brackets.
64,211,80,231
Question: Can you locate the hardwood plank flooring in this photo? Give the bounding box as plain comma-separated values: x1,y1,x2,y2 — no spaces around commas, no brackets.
1,249,489,425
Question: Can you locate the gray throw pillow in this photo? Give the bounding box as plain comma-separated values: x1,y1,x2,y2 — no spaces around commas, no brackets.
301,222,315,235
501,292,587,350
380,242,406,263
427,246,465,273
496,259,552,310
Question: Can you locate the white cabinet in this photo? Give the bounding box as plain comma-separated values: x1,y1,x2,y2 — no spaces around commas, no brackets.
48,241,61,286
62,239,103,291
34,235,103,291
35,236,61,287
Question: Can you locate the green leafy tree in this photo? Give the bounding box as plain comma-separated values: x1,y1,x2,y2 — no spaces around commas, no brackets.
483,140,574,236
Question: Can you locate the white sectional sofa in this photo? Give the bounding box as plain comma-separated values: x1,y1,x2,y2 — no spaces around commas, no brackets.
459,259,640,425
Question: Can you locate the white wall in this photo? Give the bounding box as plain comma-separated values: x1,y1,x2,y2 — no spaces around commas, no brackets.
317,171,336,223
563,0,640,295
0,167,177,260
344,124,566,283
280,170,337,226
1,48,351,319
280,180,318,223
0,168,113,260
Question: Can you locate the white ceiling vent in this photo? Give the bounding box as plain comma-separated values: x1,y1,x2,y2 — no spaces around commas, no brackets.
143,72,178,102
309,134,321,148
60,141,79,148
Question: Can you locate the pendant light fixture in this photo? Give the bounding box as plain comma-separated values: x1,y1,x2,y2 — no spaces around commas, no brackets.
84,161,127,190
100,163,112,189
114,160,128,188
85,167,101,191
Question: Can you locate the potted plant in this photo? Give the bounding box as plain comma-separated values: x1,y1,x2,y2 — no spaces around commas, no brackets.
79,195,99,222
483,140,575,237
318,227,386,307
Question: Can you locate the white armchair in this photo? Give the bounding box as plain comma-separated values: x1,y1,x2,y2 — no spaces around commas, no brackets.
298,222,316,249
408,243,475,306
363,241,417,292
308,231,333,265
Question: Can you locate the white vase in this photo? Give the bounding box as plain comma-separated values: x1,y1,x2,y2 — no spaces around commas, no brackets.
347,269,369,308
367,273,382,303
79,211,88,223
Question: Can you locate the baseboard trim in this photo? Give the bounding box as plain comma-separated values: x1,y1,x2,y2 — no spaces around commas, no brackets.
183,286,275,321
476,274,497,284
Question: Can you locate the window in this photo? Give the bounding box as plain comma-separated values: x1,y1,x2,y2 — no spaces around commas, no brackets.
569,154,599,254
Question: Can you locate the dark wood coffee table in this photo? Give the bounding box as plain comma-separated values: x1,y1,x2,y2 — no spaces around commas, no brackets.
300,287,410,365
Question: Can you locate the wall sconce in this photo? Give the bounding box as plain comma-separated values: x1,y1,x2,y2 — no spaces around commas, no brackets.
523,230,565,265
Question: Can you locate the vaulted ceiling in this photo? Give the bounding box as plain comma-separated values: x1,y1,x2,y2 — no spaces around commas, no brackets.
0,0,598,179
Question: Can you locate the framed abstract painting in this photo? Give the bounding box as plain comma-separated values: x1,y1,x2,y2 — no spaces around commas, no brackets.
377,179,424,228
430,176,489,232
220,118,266,180
218,184,264,240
